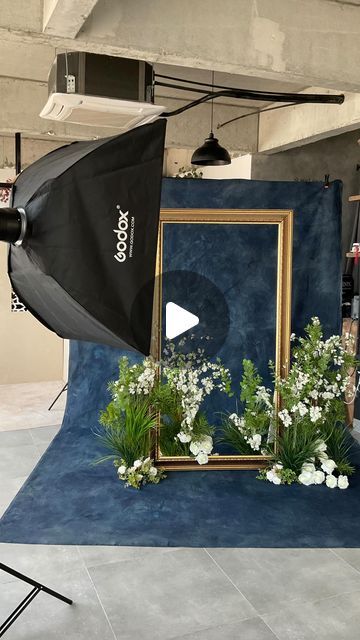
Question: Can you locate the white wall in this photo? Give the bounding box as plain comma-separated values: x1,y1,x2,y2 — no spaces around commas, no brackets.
201,155,252,180
0,166,64,384
165,148,252,179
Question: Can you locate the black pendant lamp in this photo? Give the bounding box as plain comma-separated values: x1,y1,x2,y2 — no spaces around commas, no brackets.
191,71,231,166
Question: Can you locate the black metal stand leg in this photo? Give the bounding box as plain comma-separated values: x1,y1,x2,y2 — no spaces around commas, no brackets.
0,563,72,637
48,382,68,411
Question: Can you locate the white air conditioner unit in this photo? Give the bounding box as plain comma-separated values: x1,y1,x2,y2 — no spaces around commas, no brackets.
39,52,165,132
40,93,165,131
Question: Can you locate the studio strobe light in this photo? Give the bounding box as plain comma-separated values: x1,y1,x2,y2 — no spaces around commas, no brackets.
0,119,166,354
0,207,26,245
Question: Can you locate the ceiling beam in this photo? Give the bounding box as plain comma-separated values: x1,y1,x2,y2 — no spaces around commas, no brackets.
43,0,100,38
1,0,360,91
258,88,360,153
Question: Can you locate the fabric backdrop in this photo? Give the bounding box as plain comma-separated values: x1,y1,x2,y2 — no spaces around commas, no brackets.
0,177,350,548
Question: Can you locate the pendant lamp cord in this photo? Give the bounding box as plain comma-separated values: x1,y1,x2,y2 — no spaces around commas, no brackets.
210,70,214,134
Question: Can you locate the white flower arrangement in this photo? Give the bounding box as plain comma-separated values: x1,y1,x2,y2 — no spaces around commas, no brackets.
109,341,231,466
116,456,166,489
222,360,275,456
258,318,357,490
189,435,214,464
113,356,158,400
227,411,263,451
161,340,232,454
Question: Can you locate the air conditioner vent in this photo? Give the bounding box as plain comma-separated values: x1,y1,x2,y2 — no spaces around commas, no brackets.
40,93,165,131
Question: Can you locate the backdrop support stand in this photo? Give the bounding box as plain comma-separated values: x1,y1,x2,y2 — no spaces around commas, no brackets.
0,563,72,637
48,382,68,411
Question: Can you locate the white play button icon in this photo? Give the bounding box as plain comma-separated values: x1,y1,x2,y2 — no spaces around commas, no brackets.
165,302,199,340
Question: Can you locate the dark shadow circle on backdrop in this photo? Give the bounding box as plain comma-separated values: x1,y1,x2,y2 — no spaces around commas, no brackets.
131,269,230,359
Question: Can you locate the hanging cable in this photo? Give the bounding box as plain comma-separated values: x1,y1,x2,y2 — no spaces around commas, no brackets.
155,73,344,107
217,102,300,129
155,81,214,96
160,86,343,118
210,70,214,133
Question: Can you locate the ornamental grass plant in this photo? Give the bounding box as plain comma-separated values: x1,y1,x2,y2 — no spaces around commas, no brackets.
95,399,157,468
221,359,274,455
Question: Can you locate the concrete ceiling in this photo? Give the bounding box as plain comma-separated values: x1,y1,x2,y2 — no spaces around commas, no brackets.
0,0,359,154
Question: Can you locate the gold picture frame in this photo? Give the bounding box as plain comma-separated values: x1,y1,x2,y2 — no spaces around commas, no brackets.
152,209,293,470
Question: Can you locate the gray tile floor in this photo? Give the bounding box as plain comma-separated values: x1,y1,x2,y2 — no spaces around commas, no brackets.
1,426,360,638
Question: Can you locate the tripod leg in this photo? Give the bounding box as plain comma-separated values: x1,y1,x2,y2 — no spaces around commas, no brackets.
48,382,68,411
0,563,73,605
0,563,72,637
0,587,40,637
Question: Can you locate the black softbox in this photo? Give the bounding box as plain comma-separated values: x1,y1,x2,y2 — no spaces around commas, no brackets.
7,119,166,354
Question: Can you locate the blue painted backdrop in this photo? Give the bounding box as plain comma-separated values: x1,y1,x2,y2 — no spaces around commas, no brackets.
161,177,342,339
161,222,278,434
0,177,345,547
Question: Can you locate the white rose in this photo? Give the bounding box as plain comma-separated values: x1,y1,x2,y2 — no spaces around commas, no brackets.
302,463,316,473
313,470,325,485
199,436,213,454
271,474,281,485
196,452,209,465
298,471,315,486
321,459,337,474
338,475,349,490
149,467,158,477
189,441,201,456
118,465,127,475
326,474,337,489
177,431,192,443
266,469,276,482
133,459,142,469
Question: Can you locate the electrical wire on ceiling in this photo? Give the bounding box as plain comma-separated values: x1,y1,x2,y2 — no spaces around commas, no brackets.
154,73,344,126
216,102,299,129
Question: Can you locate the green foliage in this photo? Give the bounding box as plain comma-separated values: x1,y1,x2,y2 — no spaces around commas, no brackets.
318,421,355,476
95,399,156,468
274,422,320,476
159,411,214,457
220,418,255,455
277,318,357,427
240,360,273,433
114,456,166,489
220,359,273,454
278,468,298,485
240,359,262,404
256,469,268,481
150,379,180,417
257,466,298,485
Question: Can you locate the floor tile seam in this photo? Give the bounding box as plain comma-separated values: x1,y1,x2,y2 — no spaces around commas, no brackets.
203,548,258,613
258,586,360,619
168,614,280,640
329,548,360,575
204,550,360,616
76,546,118,640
